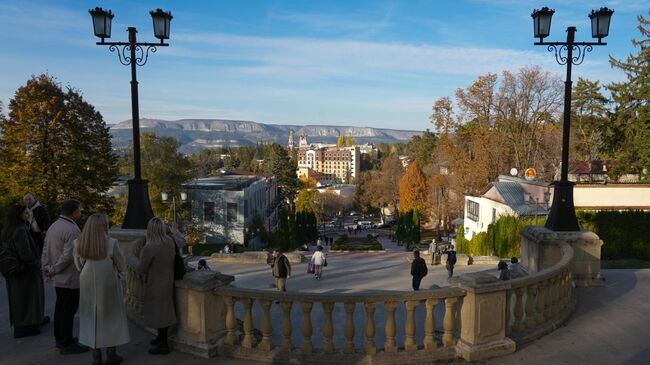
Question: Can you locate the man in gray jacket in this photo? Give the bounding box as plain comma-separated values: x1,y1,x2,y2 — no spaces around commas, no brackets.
42,199,88,355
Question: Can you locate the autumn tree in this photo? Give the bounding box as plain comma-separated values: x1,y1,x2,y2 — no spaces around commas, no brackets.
0,74,117,215
337,135,346,147
355,154,403,221
608,11,650,179
120,132,192,222
346,134,357,146
399,160,429,219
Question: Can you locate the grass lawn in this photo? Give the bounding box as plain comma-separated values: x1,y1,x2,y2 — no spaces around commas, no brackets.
601,259,650,269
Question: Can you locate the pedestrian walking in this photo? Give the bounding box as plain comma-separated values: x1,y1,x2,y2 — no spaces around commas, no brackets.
270,249,291,292
42,199,88,355
74,214,129,365
138,217,177,355
410,250,428,291
444,246,457,279
2,204,47,338
311,246,327,279
24,194,50,253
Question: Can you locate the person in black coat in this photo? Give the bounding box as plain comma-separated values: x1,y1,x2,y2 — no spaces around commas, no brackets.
24,194,50,253
2,204,47,338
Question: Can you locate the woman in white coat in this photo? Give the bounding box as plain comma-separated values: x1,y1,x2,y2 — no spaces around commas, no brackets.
311,246,327,279
74,214,129,365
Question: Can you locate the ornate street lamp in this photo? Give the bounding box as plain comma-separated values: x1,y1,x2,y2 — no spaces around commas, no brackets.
89,7,173,229
162,192,188,225
532,6,613,231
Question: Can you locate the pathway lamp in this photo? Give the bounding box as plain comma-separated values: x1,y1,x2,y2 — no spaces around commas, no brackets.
531,6,613,231
162,192,188,225
89,7,173,229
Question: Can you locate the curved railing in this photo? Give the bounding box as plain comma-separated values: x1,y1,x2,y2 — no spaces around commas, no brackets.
124,238,146,322
120,229,580,363
504,242,575,344
215,286,466,362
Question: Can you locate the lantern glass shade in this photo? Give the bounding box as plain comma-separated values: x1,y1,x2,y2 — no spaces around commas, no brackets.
150,8,173,40
180,192,188,201
89,7,114,39
532,7,554,40
589,7,614,40
161,192,169,202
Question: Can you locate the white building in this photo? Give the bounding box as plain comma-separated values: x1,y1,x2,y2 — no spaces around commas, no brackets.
463,175,650,240
182,171,279,247
463,176,550,240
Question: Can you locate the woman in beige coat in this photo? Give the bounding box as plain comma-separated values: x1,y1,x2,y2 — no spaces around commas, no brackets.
138,217,176,355
74,214,129,365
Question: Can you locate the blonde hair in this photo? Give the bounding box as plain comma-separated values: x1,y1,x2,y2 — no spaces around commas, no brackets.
146,217,172,247
76,213,110,260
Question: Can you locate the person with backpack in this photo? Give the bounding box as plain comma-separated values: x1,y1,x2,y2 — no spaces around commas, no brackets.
410,250,427,291
270,249,291,292
445,246,457,279
2,204,46,338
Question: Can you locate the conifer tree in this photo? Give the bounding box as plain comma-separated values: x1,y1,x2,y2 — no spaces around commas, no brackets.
0,74,117,214
609,11,650,179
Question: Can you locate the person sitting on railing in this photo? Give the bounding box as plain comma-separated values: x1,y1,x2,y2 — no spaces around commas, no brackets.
498,261,511,281
509,257,519,275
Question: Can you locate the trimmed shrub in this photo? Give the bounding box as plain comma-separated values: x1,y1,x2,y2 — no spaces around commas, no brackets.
577,210,650,260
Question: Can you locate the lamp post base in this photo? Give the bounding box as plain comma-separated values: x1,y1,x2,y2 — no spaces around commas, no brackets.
544,180,580,232
122,179,155,229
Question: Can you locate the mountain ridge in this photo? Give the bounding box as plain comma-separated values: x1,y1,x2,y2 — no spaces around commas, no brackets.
110,118,422,153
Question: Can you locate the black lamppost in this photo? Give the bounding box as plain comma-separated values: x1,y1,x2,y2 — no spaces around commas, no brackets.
89,7,173,229
532,6,613,231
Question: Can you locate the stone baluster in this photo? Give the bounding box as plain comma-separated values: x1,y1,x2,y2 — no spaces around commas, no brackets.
513,287,525,332
564,271,572,307
343,302,356,354
224,296,238,345
301,302,314,354
525,284,537,329
505,289,514,336
404,300,418,351
443,297,457,348
543,279,553,319
322,302,335,354
553,276,562,315
384,301,398,353
259,299,273,351
535,281,546,326
281,301,293,351
241,298,256,348
424,298,438,349
364,302,377,354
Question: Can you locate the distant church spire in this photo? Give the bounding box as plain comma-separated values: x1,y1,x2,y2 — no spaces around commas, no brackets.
288,129,295,150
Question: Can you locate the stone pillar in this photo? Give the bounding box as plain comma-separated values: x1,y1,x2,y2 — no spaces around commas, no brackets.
521,226,604,286
455,273,516,362
109,227,146,253
172,271,235,358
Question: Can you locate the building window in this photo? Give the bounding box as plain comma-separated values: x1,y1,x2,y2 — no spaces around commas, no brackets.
203,202,215,223
467,200,480,221
227,203,238,223
492,208,497,223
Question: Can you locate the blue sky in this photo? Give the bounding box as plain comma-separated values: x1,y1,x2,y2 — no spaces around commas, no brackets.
0,1,646,131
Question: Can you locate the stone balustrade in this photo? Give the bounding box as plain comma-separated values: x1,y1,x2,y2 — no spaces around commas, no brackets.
215,286,466,364
120,227,584,364
123,237,147,324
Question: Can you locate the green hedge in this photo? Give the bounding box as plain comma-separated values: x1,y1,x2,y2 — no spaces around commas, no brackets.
332,238,383,251
457,211,650,260
578,210,650,260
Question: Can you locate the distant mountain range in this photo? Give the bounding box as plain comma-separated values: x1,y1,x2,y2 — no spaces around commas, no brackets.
110,118,421,153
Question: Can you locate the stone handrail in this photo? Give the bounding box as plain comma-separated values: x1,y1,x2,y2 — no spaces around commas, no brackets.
503,242,575,344
124,238,146,322
214,285,466,363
